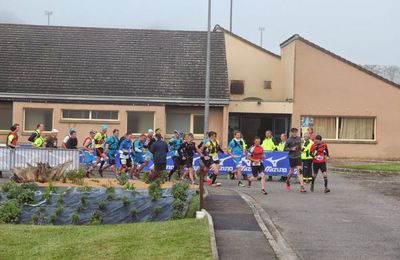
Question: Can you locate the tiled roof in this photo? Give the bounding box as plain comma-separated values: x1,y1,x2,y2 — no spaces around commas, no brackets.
0,23,229,105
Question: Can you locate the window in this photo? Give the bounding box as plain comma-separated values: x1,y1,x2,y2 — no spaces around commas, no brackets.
193,115,205,134
301,116,375,141
62,110,90,119
0,102,12,130
24,108,53,131
339,117,374,140
166,113,190,134
92,111,118,120
127,112,154,134
62,110,118,121
263,81,272,89
230,80,244,95
166,113,204,135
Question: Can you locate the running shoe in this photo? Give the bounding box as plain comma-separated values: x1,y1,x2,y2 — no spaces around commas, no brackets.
207,177,212,186
98,169,104,177
227,171,233,180
247,179,252,188
261,189,267,195
211,183,222,187
85,171,91,178
238,181,245,187
216,182,222,186
310,184,314,192
300,187,307,193
285,180,291,191
324,188,331,193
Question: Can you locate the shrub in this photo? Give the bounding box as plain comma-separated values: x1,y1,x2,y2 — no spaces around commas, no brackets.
106,186,115,194
70,213,79,225
148,180,161,201
171,209,183,220
130,208,137,218
50,213,57,224
7,184,35,204
90,210,103,225
117,173,128,186
41,188,52,201
21,182,38,191
185,194,199,218
123,182,139,195
55,206,63,216
80,195,89,206
57,197,64,205
1,181,17,193
0,193,2,201
66,168,86,185
79,184,92,192
122,196,131,207
0,200,21,223
141,171,149,183
106,193,115,201
153,205,161,216
47,182,57,193
30,214,39,225
171,181,189,202
97,200,107,211
172,199,184,212
38,207,46,215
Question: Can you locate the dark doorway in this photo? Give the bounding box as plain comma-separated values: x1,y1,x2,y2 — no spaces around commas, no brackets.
228,113,291,144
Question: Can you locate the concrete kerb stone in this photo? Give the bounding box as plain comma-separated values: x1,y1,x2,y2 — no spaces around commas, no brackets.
236,190,300,260
202,208,219,260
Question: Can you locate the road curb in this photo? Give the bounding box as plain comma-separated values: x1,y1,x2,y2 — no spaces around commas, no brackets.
202,208,219,260
236,190,300,260
331,167,399,175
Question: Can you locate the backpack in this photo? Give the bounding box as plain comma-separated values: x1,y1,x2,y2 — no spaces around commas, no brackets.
28,130,39,143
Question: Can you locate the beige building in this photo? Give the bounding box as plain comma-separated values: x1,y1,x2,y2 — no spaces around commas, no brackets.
217,26,400,160
1,24,399,159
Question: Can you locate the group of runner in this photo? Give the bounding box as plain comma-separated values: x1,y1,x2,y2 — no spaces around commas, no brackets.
4,122,331,194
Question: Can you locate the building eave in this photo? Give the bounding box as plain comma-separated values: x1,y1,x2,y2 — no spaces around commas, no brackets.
0,93,229,106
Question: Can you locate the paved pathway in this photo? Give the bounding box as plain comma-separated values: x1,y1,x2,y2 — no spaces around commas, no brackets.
205,188,276,260
211,171,400,260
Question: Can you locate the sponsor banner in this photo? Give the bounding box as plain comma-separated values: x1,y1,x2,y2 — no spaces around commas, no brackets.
80,151,293,176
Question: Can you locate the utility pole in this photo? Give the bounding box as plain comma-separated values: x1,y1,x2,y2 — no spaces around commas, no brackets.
45,10,53,26
201,0,212,211
229,0,233,32
259,26,266,47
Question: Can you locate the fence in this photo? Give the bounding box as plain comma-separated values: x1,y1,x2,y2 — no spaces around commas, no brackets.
0,146,80,172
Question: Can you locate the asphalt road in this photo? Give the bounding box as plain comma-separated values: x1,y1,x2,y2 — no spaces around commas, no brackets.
218,170,400,260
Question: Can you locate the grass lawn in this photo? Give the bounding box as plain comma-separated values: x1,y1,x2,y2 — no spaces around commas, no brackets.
335,163,400,172
0,218,211,260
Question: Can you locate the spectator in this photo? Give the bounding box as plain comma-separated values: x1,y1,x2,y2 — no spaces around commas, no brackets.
6,124,20,149
308,127,315,141
65,130,78,149
33,131,46,148
62,128,75,148
148,133,169,183
45,129,59,148
28,123,44,143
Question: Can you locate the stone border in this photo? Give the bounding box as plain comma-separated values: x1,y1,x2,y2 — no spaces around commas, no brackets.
202,208,219,260
332,167,399,175
236,190,299,260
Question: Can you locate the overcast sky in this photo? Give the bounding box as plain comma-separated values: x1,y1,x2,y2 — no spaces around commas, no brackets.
0,0,399,65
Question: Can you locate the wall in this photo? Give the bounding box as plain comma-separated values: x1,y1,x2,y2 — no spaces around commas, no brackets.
291,40,400,159
223,32,291,102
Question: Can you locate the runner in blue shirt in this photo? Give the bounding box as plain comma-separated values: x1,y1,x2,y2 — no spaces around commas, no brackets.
228,130,246,187
131,134,148,178
103,129,119,177
168,129,184,181
119,132,133,175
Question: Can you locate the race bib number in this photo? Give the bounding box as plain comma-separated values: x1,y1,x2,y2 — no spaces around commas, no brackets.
212,155,219,161
253,161,261,166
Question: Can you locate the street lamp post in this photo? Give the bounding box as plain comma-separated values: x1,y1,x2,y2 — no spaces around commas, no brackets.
45,10,53,26
259,26,266,47
230,0,233,32
201,0,212,211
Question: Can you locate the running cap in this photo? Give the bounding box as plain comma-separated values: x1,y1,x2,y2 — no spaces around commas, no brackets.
148,129,154,134
69,127,75,132
90,130,96,134
173,129,179,134
315,135,322,141
188,133,194,138
155,128,161,134
51,129,59,133
101,124,107,131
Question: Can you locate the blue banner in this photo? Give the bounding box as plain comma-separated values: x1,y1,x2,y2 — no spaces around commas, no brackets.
80,150,293,176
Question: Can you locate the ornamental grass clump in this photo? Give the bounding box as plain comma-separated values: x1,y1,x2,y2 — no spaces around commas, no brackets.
0,200,21,223
148,180,161,201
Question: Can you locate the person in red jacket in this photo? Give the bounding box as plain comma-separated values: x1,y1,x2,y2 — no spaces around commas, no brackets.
247,136,267,195
310,135,330,193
